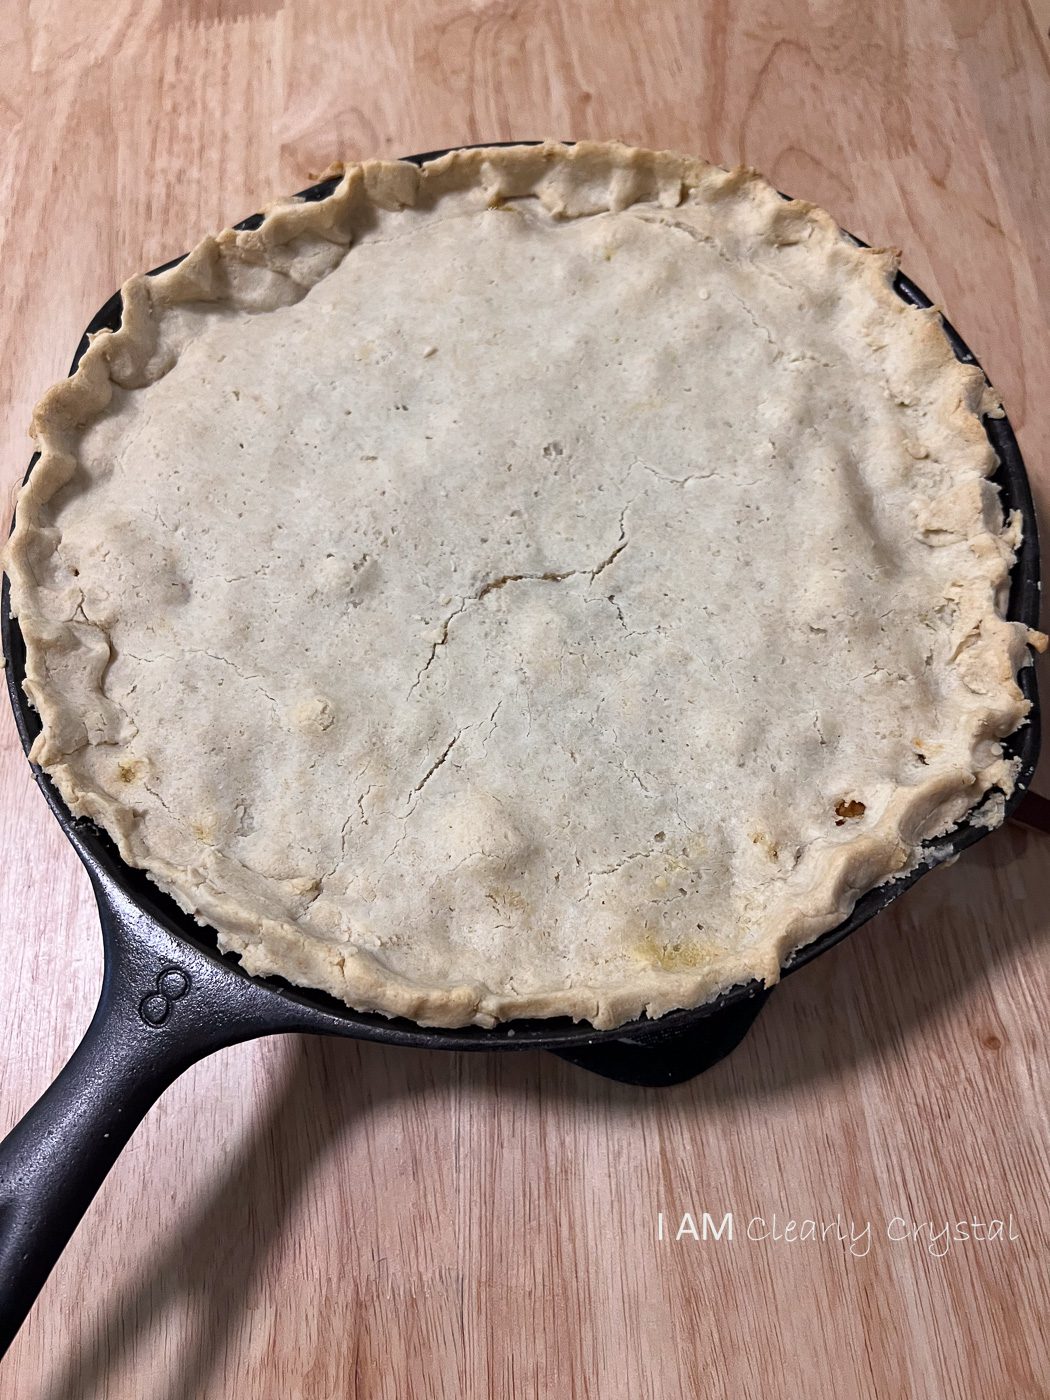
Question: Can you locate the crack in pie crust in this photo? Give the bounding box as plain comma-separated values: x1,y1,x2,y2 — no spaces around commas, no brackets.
4,141,1044,1029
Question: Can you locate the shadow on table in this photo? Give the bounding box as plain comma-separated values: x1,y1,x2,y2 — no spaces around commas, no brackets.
36,820,1046,1400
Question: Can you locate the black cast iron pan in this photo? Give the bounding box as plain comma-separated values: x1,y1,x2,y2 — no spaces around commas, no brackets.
0,143,1042,1358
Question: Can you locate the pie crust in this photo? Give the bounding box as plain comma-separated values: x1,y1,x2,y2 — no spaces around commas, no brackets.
4,142,1044,1029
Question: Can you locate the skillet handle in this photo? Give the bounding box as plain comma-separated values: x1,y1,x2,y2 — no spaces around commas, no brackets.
0,962,204,1356
0,856,318,1359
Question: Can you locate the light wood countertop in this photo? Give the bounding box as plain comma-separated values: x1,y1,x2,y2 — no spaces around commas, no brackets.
1,2,1048,1395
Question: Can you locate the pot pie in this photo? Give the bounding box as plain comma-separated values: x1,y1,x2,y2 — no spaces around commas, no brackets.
4,142,1043,1029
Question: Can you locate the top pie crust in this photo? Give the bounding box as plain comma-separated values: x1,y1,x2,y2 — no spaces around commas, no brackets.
4,142,1044,1029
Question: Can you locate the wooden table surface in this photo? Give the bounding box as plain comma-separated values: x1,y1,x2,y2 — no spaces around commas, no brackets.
2,2,1049,1396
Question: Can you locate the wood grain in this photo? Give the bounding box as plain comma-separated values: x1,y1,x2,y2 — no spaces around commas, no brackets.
1,2,1048,1396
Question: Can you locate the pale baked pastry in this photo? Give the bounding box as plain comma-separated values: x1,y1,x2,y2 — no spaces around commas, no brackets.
4,142,1043,1029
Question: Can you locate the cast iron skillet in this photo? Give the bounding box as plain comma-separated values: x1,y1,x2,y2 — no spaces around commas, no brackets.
0,143,1041,1357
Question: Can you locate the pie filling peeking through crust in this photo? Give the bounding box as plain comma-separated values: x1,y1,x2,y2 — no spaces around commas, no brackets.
4,142,1044,1029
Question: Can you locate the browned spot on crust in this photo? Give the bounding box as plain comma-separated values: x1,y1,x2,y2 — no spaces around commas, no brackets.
636,932,713,971
750,831,779,860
